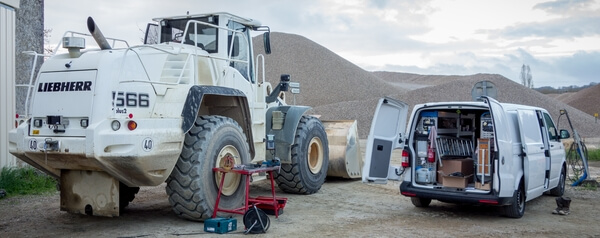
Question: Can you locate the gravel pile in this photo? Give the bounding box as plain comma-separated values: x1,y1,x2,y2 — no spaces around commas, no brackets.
253,33,600,139
559,84,600,117
253,32,401,107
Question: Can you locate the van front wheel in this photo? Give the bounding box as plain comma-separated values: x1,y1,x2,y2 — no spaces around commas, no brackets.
549,166,566,196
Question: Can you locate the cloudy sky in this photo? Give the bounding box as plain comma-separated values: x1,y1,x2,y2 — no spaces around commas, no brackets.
45,0,600,88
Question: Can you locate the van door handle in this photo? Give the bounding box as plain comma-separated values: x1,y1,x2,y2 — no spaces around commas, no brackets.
540,147,545,150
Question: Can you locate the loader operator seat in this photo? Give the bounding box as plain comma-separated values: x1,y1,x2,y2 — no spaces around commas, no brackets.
184,39,205,50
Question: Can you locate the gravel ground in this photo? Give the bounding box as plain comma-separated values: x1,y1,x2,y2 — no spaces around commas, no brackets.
1,141,600,237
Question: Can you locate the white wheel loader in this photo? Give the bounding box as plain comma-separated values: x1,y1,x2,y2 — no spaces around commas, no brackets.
9,12,361,221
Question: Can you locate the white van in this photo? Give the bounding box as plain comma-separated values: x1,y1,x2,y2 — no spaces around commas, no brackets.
363,96,570,218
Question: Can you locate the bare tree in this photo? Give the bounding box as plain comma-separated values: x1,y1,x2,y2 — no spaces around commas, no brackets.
43,28,53,55
520,64,533,88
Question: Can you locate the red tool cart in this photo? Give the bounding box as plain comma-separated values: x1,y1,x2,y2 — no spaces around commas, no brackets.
212,166,287,218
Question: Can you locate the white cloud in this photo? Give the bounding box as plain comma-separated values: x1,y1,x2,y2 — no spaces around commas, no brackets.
44,0,600,87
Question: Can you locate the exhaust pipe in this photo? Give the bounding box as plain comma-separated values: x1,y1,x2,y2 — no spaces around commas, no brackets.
87,17,112,50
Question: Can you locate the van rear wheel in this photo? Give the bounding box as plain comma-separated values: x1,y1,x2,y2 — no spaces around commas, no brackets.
411,197,432,207
503,183,525,218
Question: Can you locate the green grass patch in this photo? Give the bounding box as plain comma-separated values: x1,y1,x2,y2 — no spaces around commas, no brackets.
587,149,600,161
0,167,57,199
565,146,600,161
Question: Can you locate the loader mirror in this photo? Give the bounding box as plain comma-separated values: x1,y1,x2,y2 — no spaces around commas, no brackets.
263,32,271,54
280,74,290,91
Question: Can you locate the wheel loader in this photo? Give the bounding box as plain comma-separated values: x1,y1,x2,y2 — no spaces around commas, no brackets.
8,12,361,221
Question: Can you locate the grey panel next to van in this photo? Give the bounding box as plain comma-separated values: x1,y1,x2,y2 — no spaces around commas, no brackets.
369,138,393,179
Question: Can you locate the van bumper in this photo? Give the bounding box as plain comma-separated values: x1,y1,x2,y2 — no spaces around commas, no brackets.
400,181,513,206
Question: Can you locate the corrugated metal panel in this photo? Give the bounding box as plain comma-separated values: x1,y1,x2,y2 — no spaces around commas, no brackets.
1,0,19,9
1,4,17,168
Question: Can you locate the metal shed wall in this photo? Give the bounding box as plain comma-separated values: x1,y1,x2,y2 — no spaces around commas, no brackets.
0,1,18,168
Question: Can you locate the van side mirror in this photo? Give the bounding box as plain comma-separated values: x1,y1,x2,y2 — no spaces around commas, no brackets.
559,129,570,139
263,32,271,54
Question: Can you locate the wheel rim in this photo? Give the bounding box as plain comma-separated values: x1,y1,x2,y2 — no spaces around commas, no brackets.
214,145,242,196
517,189,525,213
307,137,324,174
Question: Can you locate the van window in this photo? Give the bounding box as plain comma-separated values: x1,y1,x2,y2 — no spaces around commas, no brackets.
543,113,559,141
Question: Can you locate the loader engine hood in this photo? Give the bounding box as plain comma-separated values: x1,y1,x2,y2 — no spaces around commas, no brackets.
30,70,97,137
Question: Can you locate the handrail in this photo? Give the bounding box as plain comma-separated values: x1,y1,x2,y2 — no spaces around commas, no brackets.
256,54,265,85
19,51,50,117
53,31,129,55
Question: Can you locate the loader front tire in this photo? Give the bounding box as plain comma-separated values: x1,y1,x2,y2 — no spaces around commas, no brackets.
166,115,250,221
275,116,329,194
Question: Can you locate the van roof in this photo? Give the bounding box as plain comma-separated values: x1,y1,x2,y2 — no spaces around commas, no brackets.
415,100,548,112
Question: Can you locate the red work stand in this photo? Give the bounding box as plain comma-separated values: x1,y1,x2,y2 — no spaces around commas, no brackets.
212,166,283,219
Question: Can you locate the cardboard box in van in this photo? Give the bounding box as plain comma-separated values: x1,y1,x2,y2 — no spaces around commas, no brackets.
437,159,474,184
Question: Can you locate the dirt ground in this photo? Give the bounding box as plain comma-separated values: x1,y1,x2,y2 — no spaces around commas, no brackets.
2,144,600,237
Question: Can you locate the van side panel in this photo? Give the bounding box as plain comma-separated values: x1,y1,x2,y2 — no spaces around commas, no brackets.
516,109,546,200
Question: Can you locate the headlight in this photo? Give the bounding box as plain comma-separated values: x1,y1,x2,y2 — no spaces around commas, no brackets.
111,120,121,131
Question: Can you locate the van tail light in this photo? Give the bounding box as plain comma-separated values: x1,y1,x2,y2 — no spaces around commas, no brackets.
401,150,410,167
479,200,499,205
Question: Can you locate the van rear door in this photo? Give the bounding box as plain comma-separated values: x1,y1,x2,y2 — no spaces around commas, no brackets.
516,109,546,199
362,97,408,184
482,96,514,197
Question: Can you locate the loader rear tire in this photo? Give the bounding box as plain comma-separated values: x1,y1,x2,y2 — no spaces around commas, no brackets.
275,116,329,194
166,115,250,221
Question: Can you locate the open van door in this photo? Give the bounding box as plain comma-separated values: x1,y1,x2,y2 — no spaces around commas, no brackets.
482,96,514,197
362,97,408,184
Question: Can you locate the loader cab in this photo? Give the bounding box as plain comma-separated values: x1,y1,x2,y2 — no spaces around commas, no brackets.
146,13,271,84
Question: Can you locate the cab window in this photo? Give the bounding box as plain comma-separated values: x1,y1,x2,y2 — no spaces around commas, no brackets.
227,21,252,82
160,17,218,53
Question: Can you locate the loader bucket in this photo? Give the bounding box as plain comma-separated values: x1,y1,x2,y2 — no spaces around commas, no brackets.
322,120,362,178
